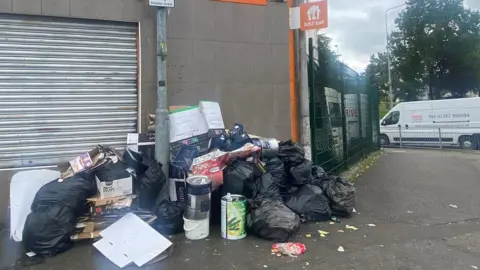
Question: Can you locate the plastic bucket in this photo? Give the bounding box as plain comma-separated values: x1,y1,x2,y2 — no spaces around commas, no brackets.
183,216,209,240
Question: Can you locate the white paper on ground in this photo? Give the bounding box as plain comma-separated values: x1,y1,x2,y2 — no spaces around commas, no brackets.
96,213,172,268
9,170,60,242
93,238,131,268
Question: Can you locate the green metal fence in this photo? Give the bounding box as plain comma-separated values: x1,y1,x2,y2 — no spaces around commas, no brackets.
308,38,380,174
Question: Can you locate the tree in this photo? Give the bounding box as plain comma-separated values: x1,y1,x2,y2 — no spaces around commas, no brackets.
389,0,480,100
365,53,389,101
313,34,342,90
365,52,424,101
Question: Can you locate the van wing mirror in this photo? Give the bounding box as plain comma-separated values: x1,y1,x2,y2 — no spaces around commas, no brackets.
381,120,386,126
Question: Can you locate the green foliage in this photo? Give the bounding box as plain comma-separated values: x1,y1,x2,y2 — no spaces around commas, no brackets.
366,0,480,100
379,101,391,118
365,53,389,101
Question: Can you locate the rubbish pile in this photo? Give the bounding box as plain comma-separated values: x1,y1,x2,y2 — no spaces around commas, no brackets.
9,101,356,267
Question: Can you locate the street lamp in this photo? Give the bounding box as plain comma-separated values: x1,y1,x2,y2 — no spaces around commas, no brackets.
385,3,406,109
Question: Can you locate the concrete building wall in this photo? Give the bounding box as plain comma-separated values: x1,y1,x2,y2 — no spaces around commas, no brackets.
167,0,290,139
0,0,290,226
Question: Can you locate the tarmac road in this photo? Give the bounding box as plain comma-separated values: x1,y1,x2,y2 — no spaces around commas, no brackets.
2,148,480,269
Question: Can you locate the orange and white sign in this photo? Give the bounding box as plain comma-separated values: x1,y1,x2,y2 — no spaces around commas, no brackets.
290,0,328,31
300,1,328,30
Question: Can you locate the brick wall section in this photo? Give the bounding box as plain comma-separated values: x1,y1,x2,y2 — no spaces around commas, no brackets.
0,0,290,225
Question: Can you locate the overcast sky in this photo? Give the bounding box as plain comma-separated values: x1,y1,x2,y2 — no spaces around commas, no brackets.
321,0,480,73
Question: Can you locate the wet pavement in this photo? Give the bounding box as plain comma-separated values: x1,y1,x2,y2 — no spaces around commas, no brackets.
2,148,480,269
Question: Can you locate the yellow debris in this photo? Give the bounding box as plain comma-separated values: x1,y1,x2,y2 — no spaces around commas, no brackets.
345,225,359,231
318,230,330,237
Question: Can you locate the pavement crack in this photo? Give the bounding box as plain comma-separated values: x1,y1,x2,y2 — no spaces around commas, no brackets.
442,241,480,260
430,217,480,228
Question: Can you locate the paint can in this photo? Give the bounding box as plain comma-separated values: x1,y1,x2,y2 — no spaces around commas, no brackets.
183,216,209,240
251,138,279,158
221,194,247,240
184,175,212,220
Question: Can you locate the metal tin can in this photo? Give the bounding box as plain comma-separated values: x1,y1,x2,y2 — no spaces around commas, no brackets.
251,138,279,158
185,175,212,220
221,194,247,240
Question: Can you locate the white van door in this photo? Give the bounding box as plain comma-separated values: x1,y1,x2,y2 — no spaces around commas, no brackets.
380,110,401,145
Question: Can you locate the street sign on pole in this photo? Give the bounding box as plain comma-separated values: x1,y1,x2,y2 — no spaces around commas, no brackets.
300,1,328,30
290,0,328,31
149,0,175,7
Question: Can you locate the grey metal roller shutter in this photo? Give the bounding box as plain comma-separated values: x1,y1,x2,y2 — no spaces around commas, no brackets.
0,15,138,169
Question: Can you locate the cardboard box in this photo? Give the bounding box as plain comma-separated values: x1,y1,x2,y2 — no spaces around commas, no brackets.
87,195,136,216
71,221,101,240
95,176,133,199
169,178,186,202
199,101,225,130
169,105,189,112
71,231,101,240
95,163,133,199
169,101,225,159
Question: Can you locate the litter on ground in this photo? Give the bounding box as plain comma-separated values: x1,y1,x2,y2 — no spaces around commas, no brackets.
318,230,330,237
345,225,359,231
271,243,306,257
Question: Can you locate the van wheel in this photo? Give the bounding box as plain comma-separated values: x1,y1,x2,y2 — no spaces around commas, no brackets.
459,135,473,150
380,134,390,146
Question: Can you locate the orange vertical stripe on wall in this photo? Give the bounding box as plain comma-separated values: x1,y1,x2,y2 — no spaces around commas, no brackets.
215,0,267,5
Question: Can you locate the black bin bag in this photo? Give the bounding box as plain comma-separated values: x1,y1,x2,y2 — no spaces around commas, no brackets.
23,204,77,256
229,123,253,151
223,160,260,199
277,140,305,166
123,149,149,176
137,159,166,210
285,185,332,222
289,159,313,186
23,173,97,256
263,157,288,190
255,172,282,201
248,199,300,242
152,201,184,235
322,176,355,218
309,165,329,187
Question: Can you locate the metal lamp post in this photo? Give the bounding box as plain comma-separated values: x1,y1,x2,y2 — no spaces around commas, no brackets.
385,3,406,109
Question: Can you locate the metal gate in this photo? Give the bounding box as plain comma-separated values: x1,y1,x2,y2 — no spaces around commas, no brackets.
308,38,380,173
0,15,139,168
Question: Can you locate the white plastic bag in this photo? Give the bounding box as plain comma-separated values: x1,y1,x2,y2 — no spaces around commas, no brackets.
9,169,60,242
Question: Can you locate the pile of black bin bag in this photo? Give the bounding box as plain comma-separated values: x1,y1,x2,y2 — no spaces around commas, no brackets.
223,139,356,242
22,148,173,257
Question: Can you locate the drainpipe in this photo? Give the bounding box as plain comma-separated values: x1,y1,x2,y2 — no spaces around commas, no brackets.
295,0,312,160
155,8,170,178
288,0,299,142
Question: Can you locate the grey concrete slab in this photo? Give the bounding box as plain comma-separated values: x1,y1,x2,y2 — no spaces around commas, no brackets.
41,0,69,17
0,0,12,13
12,0,41,14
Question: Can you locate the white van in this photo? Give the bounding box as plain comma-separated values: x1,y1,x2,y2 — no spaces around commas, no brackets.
380,97,480,149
